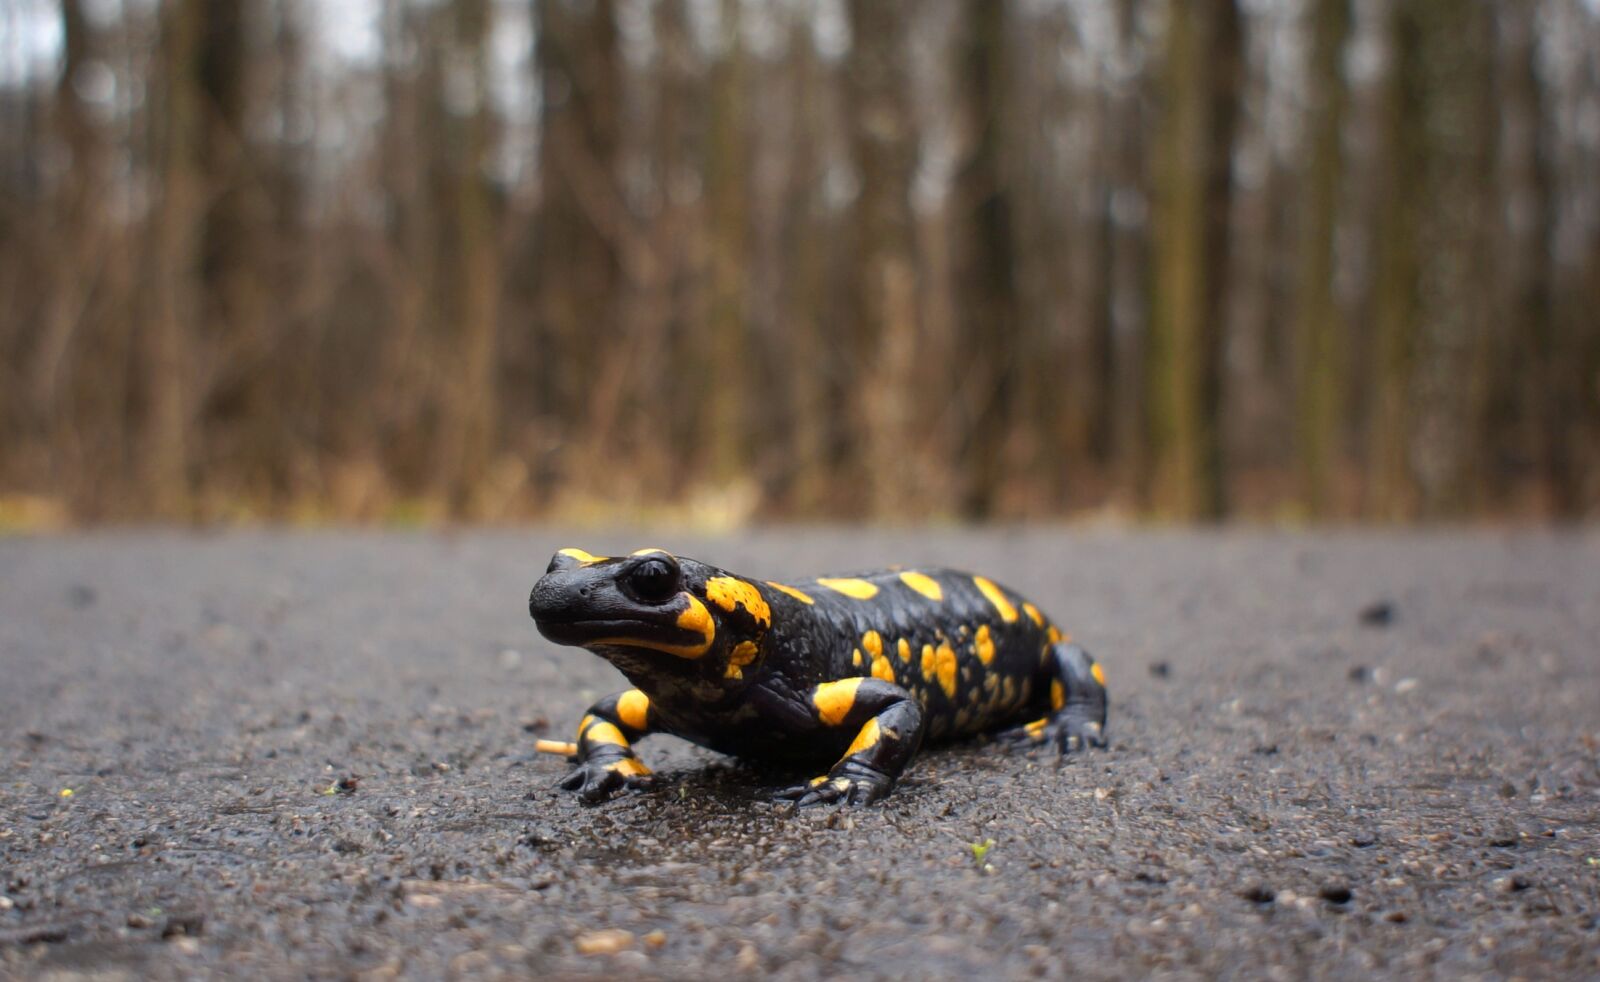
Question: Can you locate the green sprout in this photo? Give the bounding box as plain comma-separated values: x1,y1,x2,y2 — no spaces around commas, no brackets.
969,838,996,868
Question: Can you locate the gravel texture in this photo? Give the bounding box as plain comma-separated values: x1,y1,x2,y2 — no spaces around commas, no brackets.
1,528,1597,979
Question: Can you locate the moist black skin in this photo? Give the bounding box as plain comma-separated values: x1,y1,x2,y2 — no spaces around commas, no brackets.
529,548,1109,807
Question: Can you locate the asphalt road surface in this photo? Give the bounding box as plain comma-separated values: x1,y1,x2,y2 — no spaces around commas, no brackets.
2,528,1597,979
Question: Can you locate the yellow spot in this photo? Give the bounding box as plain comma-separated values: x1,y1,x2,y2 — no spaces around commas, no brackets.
812,677,865,726
1002,676,1017,705
729,640,759,667
973,576,1019,623
534,739,577,756
1046,625,1064,645
844,718,882,757
1051,679,1065,711
921,643,937,680
809,775,829,787
1024,717,1048,740
576,714,597,739
816,577,879,600
862,630,884,658
1023,602,1044,627
935,643,958,699
974,624,995,665
896,638,912,662
617,690,651,732
583,721,628,748
610,757,652,777
852,648,863,667
724,640,760,679
1091,662,1106,687
59,788,74,798
631,547,671,556
898,571,944,602
558,547,607,565
872,656,896,683
766,581,815,605
705,577,772,627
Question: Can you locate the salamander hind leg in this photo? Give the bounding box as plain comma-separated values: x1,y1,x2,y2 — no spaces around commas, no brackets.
1000,642,1109,755
775,678,926,808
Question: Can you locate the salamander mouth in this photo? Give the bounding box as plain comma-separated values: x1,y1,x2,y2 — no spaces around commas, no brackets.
535,615,676,645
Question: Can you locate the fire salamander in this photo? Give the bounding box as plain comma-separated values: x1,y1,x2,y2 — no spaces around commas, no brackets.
528,547,1109,807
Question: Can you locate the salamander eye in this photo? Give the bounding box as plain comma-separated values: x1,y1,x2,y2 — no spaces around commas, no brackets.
627,557,679,603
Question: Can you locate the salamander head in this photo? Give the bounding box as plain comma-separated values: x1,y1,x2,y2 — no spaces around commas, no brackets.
528,548,771,684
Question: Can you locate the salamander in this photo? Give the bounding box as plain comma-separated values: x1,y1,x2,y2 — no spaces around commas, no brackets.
527,547,1109,806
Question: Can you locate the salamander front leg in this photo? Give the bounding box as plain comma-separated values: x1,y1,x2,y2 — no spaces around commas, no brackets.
775,678,926,807
536,689,658,804
1000,642,1109,754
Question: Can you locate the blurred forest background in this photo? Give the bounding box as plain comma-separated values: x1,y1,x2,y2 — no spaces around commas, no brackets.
1,0,1598,526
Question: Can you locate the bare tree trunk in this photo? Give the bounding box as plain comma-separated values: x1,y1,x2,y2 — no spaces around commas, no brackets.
1107,0,1150,507
439,0,501,514
1496,4,1559,513
145,0,204,517
778,12,831,516
845,0,920,518
951,0,1020,520
704,0,748,487
531,0,623,496
1293,0,1351,516
1148,0,1240,520
33,0,105,498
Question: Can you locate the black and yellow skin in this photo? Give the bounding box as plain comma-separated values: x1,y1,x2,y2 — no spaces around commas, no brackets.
528,547,1109,807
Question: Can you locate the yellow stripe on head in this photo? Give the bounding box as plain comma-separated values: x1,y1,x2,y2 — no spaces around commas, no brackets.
559,547,608,565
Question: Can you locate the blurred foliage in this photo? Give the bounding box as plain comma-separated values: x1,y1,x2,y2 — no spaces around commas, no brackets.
1,0,1597,526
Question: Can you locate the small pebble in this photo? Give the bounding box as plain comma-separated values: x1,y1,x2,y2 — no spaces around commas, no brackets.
1320,885,1353,905
735,943,760,971
1241,885,1275,904
1149,662,1171,679
575,929,634,955
1360,601,1396,627
642,929,668,948
1394,678,1418,695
